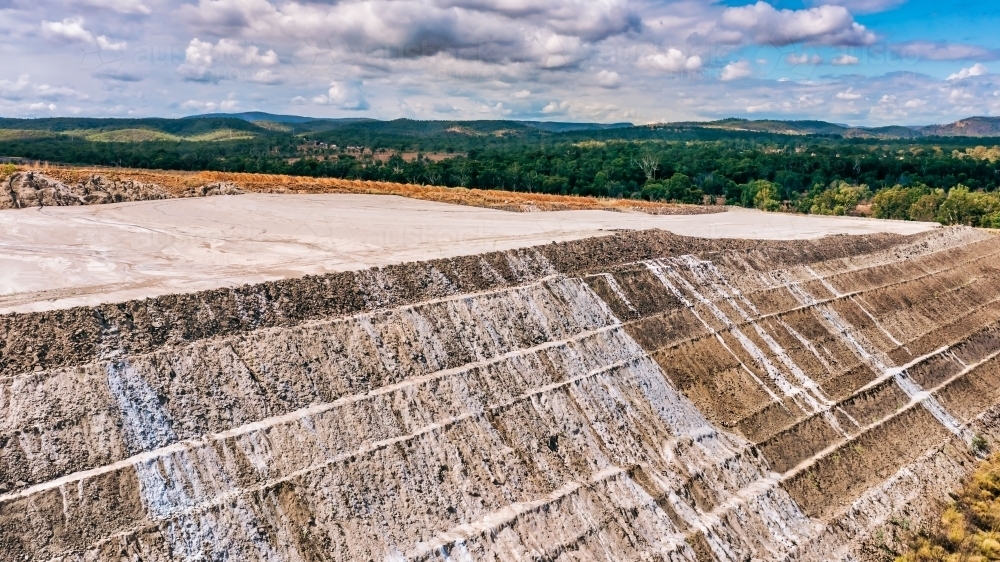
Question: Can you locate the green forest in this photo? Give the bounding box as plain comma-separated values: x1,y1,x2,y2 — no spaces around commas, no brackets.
2,115,1000,227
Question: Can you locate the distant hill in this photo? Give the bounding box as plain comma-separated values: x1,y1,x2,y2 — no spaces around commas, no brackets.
190,113,634,133
3,114,1000,147
662,117,1000,139
919,116,1000,137
0,116,267,142
665,118,924,139
186,112,375,125
516,121,634,133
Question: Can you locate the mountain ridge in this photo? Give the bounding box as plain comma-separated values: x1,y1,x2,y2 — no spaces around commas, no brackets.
665,116,1000,138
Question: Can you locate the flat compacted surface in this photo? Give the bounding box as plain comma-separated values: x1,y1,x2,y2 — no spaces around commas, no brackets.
0,193,934,313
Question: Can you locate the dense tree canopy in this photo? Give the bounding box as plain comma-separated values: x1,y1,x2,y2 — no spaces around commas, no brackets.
2,121,1000,226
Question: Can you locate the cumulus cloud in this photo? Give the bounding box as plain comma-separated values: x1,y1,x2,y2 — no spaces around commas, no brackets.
836,87,862,100
542,100,570,114
28,102,58,112
639,48,702,73
7,0,1000,124
948,63,988,81
717,2,876,47
178,38,279,82
41,17,127,50
185,38,278,67
312,81,369,110
595,70,621,88
181,100,217,111
720,61,753,81
832,54,860,66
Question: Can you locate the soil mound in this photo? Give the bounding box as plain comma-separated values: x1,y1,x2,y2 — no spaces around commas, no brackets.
0,171,243,209
0,227,998,561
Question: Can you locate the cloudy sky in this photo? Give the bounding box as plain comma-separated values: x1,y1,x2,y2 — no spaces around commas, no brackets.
1,0,999,124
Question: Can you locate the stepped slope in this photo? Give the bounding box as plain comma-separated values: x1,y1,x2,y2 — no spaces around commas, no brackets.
0,228,997,561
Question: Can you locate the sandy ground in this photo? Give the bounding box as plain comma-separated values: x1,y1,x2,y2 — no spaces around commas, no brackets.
0,193,936,313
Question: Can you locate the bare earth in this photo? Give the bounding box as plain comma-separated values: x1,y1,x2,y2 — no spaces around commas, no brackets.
0,193,935,313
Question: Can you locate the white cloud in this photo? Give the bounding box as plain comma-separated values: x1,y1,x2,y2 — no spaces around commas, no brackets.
595,70,621,88
178,0,628,70
718,2,876,47
949,88,974,103
181,100,217,111
786,53,823,65
28,102,58,112
639,48,702,73
312,81,369,110
41,18,93,43
7,0,1000,124
35,84,89,100
96,36,127,51
542,100,570,114
720,61,753,81
41,17,127,51
183,38,278,67
178,38,280,82
836,87,862,100
804,0,907,14
832,54,860,66
948,63,988,81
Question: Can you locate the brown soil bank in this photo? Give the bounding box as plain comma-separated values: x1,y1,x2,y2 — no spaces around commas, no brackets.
30,165,721,214
0,227,997,561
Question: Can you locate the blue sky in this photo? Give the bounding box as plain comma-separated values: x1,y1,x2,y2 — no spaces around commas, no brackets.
1,0,999,125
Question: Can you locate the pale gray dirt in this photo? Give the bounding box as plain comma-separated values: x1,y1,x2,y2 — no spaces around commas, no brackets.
0,193,934,313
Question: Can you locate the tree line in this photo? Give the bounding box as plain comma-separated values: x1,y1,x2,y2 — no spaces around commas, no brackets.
2,134,999,226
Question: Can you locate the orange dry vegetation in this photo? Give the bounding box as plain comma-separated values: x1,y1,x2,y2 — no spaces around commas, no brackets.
34,165,721,215
897,448,1000,562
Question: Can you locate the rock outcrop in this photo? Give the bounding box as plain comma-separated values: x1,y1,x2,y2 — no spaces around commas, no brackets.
0,172,243,209
0,228,997,561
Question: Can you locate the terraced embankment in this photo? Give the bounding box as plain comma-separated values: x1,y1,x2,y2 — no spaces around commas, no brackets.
0,227,996,561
